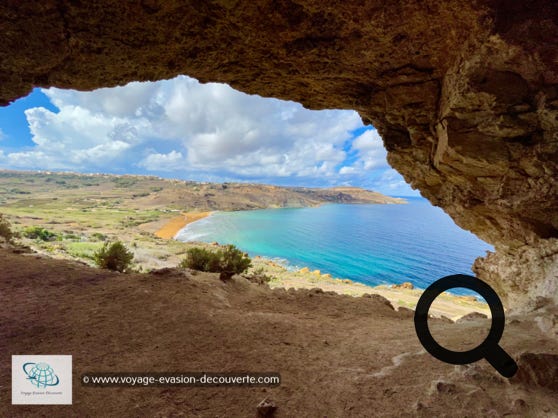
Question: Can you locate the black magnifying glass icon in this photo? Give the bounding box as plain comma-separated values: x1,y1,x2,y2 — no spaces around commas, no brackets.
414,274,518,378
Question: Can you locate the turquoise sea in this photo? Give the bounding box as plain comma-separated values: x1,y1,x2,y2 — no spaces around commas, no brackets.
175,198,493,291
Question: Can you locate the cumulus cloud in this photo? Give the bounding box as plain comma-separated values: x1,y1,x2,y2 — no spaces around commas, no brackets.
339,129,388,173
3,76,360,178
377,169,415,192
336,129,419,196
0,75,418,194
139,150,185,172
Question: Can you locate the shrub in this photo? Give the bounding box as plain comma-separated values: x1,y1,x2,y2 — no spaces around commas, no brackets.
64,233,81,241
0,214,14,243
180,245,252,281
91,232,107,241
219,245,252,281
93,241,134,272
180,247,214,271
23,226,58,241
245,266,274,285
10,188,31,195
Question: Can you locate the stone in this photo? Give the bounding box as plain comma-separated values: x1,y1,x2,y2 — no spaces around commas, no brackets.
512,352,558,391
256,397,277,417
455,312,488,323
397,307,414,317
512,398,527,412
429,380,457,395
393,282,414,289
456,364,504,385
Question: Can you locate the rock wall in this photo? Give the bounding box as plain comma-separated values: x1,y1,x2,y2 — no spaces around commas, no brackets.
1,0,556,308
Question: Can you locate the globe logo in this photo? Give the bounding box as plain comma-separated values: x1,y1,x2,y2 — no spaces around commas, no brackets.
23,362,60,388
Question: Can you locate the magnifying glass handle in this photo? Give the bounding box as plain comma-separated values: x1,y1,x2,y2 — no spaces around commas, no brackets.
484,345,518,378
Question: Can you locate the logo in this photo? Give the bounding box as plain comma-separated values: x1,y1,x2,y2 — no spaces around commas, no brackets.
23,362,60,388
12,355,72,405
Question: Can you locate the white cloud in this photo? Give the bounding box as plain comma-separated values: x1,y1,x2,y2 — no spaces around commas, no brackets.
374,169,419,196
0,75,418,194
348,129,389,171
139,150,185,171
3,76,364,180
339,166,356,175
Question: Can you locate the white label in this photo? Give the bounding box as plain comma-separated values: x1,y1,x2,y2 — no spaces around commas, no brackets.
12,355,72,405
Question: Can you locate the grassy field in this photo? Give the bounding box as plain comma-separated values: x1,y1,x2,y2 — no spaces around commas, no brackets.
0,171,213,271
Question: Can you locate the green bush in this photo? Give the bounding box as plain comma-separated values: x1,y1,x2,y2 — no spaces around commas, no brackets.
245,266,275,284
0,214,14,243
180,245,251,281
180,247,212,271
64,233,81,241
23,226,58,241
91,232,107,241
93,241,134,272
219,245,252,280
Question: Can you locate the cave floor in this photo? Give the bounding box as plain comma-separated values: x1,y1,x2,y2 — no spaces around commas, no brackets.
1,248,557,417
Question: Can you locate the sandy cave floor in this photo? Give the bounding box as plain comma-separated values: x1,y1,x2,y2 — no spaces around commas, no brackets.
1,248,557,417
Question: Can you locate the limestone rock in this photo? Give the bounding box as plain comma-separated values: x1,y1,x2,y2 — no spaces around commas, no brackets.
397,307,414,317
256,397,277,417
473,238,558,309
455,312,488,323
513,352,558,391
393,281,414,290
429,380,457,395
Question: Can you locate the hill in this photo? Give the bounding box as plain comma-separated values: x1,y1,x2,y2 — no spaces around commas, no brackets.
0,170,405,212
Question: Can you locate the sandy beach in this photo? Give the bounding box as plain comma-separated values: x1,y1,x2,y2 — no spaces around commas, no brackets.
154,211,212,239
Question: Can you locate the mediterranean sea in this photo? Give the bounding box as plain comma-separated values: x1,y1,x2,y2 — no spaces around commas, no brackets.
176,197,493,291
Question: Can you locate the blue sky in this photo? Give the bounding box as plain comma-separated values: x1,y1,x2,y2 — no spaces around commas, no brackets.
0,76,418,196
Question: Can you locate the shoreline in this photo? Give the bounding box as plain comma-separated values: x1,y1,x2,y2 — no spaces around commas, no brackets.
154,211,212,239
154,208,490,320
250,256,490,320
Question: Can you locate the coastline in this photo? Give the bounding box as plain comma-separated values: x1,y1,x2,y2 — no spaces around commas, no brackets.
251,256,489,320
154,206,490,320
154,211,212,239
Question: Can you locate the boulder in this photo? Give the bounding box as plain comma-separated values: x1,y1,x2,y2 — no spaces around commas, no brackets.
512,353,558,391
